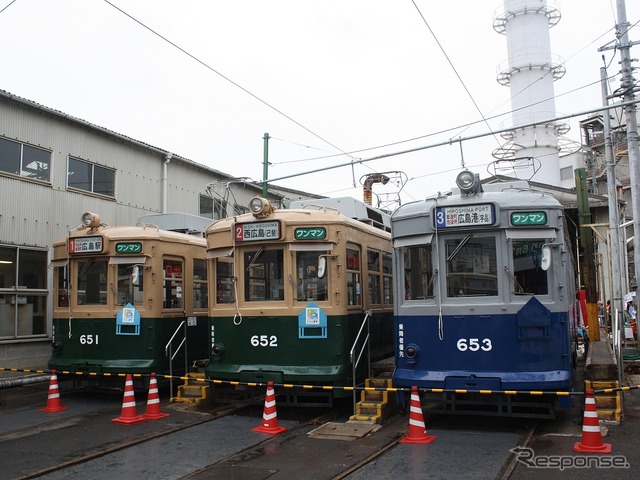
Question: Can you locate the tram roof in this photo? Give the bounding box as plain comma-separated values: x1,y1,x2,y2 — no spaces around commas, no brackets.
53,224,207,249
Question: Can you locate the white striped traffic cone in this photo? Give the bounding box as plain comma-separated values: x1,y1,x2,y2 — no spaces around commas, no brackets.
39,370,70,412
399,386,436,444
252,381,287,435
573,389,611,453
112,374,146,425
143,372,170,420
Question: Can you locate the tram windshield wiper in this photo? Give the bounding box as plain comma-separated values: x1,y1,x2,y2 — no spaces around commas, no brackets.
246,246,264,271
446,235,472,262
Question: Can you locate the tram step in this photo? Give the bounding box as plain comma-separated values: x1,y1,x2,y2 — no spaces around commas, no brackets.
349,377,397,424
171,373,211,407
584,379,621,424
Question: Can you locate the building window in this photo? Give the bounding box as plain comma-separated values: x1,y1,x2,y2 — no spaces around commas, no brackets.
199,195,227,219
0,246,48,338
68,156,115,197
0,137,51,182
560,166,573,181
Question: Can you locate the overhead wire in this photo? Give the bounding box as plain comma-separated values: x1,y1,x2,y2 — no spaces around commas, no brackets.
102,0,365,170
410,0,501,150
0,0,17,15
103,1,637,198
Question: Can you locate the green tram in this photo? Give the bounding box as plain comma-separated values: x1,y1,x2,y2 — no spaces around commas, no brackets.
205,197,394,405
49,212,209,387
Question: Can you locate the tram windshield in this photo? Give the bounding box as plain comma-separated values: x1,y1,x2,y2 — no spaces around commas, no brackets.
295,251,328,301
403,244,434,300
512,239,549,295
77,258,107,305
244,248,284,301
445,236,498,297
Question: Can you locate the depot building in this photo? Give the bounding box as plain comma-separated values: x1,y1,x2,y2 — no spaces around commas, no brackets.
0,90,318,369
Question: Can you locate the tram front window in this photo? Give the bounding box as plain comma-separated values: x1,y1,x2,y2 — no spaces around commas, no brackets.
295,251,327,301
77,259,107,305
402,245,434,300
117,264,143,306
512,240,549,295
244,248,284,301
445,236,498,297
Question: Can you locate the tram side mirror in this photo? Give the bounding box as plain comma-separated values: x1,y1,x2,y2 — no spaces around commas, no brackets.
132,265,140,285
541,245,551,271
317,256,327,279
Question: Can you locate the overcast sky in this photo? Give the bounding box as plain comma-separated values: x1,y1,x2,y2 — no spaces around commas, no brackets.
0,1,638,208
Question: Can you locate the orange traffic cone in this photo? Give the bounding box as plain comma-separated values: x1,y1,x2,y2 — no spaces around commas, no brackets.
252,381,287,435
399,386,436,444
39,370,70,412
112,374,146,425
143,372,170,420
573,389,611,453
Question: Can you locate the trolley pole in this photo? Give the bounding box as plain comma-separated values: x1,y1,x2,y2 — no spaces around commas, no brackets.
263,132,270,198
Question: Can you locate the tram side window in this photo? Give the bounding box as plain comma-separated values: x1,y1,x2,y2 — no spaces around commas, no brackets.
346,247,361,306
244,248,284,301
382,252,393,304
77,259,107,305
367,250,381,304
295,251,328,301
116,264,143,306
215,257,235,304
512,240,549,295
56,265,69,307
163,259,184,309
193,258,208,308
445,236,498,297
403,245,434,300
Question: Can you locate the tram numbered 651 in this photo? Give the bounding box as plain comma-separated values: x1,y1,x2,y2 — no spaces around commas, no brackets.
49,212,209,387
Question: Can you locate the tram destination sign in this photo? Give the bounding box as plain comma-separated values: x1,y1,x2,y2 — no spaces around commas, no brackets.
68,236,103,253
234,221,280,242
435,204,495,228
511,211,547,226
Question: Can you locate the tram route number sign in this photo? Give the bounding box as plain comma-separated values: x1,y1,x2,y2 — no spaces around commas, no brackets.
69,236,103,253
435,204,494,228
234,221,280,242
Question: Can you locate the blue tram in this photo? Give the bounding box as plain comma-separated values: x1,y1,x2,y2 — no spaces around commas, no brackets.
391,171,578,415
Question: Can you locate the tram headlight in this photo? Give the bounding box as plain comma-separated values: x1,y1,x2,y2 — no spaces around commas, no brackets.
405,344,419,365
212,342,225,360
51,340,63,353
248,197,274,218
455,170,482,195
81,212,101,228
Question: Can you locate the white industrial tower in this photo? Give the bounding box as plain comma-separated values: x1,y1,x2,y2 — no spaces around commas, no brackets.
492,0,567,186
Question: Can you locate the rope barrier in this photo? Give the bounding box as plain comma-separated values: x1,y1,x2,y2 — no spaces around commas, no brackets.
3,366,639,397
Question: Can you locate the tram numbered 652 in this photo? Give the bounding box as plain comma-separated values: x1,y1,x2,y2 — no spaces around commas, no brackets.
205,196,394,406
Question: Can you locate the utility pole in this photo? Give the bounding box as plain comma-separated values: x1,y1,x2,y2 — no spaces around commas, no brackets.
616,0,640,292
262,132,270,198
600,65,624,341
576,168,599,340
